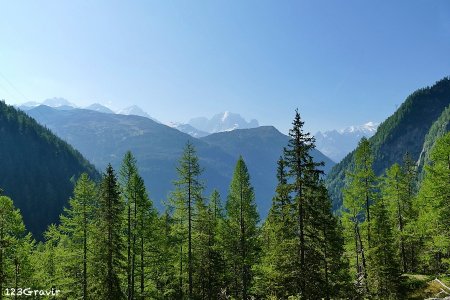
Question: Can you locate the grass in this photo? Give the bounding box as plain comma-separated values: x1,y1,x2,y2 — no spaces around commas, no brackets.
400,274,450,299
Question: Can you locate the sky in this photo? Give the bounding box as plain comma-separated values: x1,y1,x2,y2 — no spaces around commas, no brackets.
1,1,450,134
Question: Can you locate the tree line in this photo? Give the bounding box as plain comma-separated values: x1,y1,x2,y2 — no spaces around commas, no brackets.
0,110,449,299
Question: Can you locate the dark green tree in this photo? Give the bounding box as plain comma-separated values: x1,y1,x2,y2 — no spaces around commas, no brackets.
282,109,323,298
367,195,400,298
92,164,125,300
222,156,260,300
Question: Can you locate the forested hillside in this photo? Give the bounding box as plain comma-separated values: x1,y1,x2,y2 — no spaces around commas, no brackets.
26,106,334,216
1,108,449,299
0,101,99,238
326,77,450,209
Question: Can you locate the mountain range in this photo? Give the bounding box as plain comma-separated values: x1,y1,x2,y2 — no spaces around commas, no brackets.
326,77,450,210
314,122,379,162
26,106,334,217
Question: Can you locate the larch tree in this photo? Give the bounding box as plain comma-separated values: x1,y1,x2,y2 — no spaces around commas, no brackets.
0,196,29,300
414,132,450,273
222,156,260,300
170,141,204,299
119,151,138,300
58,173,97,300
342,137,377,296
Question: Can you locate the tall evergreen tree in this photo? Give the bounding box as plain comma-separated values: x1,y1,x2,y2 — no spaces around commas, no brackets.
283,109,323,298
92,164,125,300
342,137,376,295
58,173,97,300
222,156,260,300
170,141,204,299
0,196,29,300
382,157,416,274
253,156,293,298
414,132,450,273
119,151,138,300
367,195,400,298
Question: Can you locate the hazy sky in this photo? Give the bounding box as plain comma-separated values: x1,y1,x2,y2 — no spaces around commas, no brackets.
1,1,449,133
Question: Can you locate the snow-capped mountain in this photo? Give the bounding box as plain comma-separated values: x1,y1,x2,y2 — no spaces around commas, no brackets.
168,122,210,138
188,111,259,133
84,103,115,114
17,98,76,111
42,97,76,108
117,105,158,122
338,121,378,135
315,122,379,163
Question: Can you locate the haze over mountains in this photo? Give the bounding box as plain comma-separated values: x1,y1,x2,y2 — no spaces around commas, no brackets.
315,122,379,162
26,105,334,218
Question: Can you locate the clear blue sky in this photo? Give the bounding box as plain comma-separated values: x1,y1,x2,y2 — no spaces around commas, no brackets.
1,0,449,133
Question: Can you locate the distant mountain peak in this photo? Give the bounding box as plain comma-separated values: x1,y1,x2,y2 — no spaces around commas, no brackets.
315,121,379,162
42,97,76,108
188,111,259,133
338,121,379,134
117,105,158,122
85,103,115,114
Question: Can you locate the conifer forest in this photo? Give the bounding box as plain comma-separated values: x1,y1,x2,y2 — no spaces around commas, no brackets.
1,108,449,300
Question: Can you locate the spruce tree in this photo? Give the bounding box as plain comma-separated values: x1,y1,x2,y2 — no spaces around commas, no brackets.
283,109,323,298
92,164,125,300
223,156,260,300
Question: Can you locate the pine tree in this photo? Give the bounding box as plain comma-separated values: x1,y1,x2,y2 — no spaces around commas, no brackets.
195,190,224,299
58,173,97,300
367,195,400,298
342,137,376,295
222,156,260,300
253,157,292,298
414,132,450,273
0,196,27,300
170,141,204,299
119,151,138,300
382,157,416,274
92,164,125,300
282,109,323,298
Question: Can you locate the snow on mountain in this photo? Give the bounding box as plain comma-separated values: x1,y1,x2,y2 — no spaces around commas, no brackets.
85,103,115,114
315,122,379,163
42,97,77,108
117,105,159,122
188,111,259,133
168,122,209,138
338,121,379,134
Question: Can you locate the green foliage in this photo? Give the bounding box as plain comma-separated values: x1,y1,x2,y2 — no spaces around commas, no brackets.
0,101,99,239
414,132,450,273
222,156,260,300
327,77,450,210
0,196,33,295
256,111,351,300
92,164,125,300
367,196,400,299
417,104,450,182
